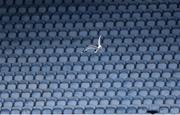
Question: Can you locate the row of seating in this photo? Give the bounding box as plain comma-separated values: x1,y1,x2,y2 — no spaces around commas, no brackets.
0,90,180,105
0,42,179,54
0,10,180,24
0,77,179,89
0,68,177,81
0,85,180,98
0,0,177,5
0,36,179,47
0,52,179,64
0,60,180,72
0,36,179,50
0,18,179,31
0,104,180,114
0,29,179,40
0,2,179,15
0,97,180,110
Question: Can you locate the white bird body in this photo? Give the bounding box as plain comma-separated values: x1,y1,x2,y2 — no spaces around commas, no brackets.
83,35,102,53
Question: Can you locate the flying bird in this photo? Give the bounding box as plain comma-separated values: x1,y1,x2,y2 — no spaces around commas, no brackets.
82,35,103,53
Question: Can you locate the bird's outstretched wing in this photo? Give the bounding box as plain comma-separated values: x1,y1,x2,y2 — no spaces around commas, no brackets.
84,45,97,52
98,35,102,47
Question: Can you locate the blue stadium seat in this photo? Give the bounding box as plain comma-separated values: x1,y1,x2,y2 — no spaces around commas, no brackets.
95,107,105,114
116,106,126,113
52,107,62,114
0,82,7,90
31,107,41,114
67,98,77,106
42,107,52,114
170,106,179,113
24,98,34,107
63,107,73,114
57,98,67,106
137,106,147,113
35,98,45,107
165,96,175,105
3,99,13,107
159,106,169,113
154,96,164,105
11,108,21,114
99,97,109,105
21,89,31,98
84,88,94,97
31,90,41,98
84,106,94,114
74,107,83,114
89,97,99,106
46,98,56,107
14,99,24,107
0,108,10,114
49,81,59,89
78,98,88,106
143,97,153,105
127,106,137,113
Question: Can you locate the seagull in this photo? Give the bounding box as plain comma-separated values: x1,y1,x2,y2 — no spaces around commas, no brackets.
82,35,103,53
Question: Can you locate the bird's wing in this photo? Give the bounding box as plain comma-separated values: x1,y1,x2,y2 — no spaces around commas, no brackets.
84,45,97,51
94,48,100,53
88,45,98,48
98,35,102,47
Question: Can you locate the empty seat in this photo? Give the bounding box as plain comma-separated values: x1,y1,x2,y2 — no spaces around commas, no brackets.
116,106,126,113
154,96,164,105
31,90,41,98
0,108,10,114
53,107,62,114
21,90,31,98
39,81,49,90
3,99,13,107
95,107,105,114
0,82,7,90
53,89,63,98
24,98,34,107
42,107,52,114
31,108,41,114
160,106,169,113
127,106,137,113
73,107,83,114
99,97,109,106
35,98,45,107
14,99,24,107
165,96,175,105
84,107,94,114
63,107,73,114
137,106,147,114
170,106,179,113
21,108,31,114
1,90,10,99
78,98,88,106
11,108,20,114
